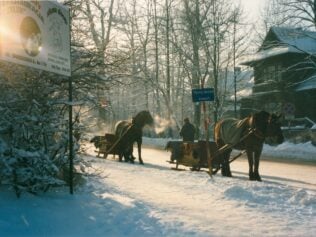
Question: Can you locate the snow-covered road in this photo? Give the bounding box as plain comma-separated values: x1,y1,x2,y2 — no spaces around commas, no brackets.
226,155,316,190
1,143,315,237
81,144,316,237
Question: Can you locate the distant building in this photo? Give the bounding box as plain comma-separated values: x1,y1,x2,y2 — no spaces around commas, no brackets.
240,26,316,122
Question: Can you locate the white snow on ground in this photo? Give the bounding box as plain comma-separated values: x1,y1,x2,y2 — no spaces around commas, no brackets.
0,139,315,237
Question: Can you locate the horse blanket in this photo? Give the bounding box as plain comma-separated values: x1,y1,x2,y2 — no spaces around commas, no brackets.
219,117,249,145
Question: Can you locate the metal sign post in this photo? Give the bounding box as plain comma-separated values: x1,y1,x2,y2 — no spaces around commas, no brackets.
192,87,215,177
68,75,73,194
202,101,213,177
67,9,73,195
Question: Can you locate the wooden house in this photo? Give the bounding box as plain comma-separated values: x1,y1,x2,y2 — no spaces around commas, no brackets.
240,26,316,122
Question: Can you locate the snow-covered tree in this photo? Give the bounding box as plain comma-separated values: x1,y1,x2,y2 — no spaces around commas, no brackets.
0,64,73,196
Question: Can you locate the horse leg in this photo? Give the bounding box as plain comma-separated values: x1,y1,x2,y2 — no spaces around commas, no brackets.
127,146,134,164
225,150,232,177
221,149,232,177
246,150,255,180
137,142,144,165
124,152,129,162
254,150,262,181
220,152,228,176
118,153,123,162
129,146,136,162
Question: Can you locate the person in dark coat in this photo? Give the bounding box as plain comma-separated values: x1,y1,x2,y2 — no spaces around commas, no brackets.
180,118,195,142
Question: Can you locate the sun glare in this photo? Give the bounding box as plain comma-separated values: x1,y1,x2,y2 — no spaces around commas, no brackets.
0,18,21,51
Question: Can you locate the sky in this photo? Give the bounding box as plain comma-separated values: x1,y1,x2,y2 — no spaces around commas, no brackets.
238,0,268,20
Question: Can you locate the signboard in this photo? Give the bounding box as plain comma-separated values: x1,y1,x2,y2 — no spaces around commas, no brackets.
282,102,295,120
192,88,214,102
0,1,71,76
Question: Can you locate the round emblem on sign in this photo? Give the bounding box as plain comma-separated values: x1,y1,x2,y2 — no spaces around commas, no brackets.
282,102,295,115
20,16,42,57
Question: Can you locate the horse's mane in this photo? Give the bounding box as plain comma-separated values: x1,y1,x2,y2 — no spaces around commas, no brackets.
132,110,153,128
114,110,153,135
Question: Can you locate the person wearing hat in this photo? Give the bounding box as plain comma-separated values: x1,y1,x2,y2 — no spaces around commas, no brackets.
180,118,195,142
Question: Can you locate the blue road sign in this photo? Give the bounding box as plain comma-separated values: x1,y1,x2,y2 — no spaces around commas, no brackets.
192,88,214,102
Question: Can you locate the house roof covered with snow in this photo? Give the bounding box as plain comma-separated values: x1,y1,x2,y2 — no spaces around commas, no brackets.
293,74,316,91
241,27,316,65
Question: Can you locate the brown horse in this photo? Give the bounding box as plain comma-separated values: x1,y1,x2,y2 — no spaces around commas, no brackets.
214,111,284,181
114,110,154,164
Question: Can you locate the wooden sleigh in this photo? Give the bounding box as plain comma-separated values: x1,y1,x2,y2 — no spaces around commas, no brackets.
165,140,246,174
90,123,136,160
90,133,120,158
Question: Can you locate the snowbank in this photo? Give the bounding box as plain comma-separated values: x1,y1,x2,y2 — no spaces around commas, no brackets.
143,137,316,163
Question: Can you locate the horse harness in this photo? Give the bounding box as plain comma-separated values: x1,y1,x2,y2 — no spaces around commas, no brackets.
105,118,145,155
247,114,266,140
105,123,134,156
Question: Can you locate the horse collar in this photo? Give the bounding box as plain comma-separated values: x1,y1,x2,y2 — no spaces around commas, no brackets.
253,128,265,140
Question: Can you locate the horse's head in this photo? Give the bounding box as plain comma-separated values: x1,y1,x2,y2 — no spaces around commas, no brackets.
252,111,284,144
266,113,284,144
252,111,270,134
133,110,154,128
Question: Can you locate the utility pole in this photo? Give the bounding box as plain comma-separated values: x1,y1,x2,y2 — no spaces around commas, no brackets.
233,15,237,118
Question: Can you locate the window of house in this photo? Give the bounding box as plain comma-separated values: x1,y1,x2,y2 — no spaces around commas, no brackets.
262,64,283,82
263,66,274,81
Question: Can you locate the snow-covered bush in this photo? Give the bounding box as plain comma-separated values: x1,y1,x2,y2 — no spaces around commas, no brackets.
0,149,64,197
